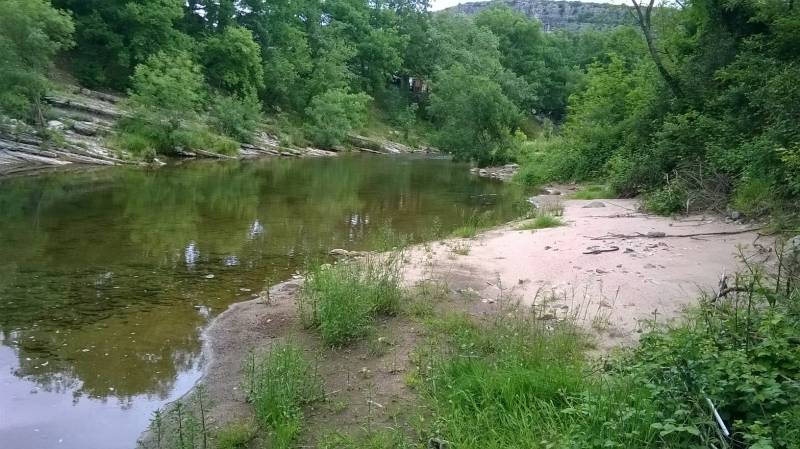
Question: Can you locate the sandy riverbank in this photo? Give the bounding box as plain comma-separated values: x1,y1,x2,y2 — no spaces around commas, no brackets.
402,198,765,349
143,196,767,444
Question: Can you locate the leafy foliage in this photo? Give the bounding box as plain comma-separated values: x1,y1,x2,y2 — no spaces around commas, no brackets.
200,26,264,98
117,51,236,157
517,0,800,215
0,0,74,121
305,89,371,148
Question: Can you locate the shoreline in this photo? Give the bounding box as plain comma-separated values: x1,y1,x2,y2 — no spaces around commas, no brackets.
139,196,767,446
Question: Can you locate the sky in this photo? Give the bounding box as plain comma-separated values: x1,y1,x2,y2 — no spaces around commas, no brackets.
429,0,630,12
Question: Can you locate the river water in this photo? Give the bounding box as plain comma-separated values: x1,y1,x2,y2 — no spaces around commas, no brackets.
0,155,526,448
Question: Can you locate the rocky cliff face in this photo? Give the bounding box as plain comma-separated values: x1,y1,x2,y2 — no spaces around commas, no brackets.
445,0,633,31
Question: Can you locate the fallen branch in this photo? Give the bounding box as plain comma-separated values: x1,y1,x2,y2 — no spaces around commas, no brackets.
583,246,620,255
589,228,762,240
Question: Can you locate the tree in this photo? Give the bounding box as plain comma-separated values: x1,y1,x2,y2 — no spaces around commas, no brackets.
200,26,265,98
0,0,74,123
428,65,520,166
305,89,371,148
630,0,682,96
53,0,188,89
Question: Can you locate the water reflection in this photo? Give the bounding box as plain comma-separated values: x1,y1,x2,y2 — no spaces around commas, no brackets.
0,155,526,448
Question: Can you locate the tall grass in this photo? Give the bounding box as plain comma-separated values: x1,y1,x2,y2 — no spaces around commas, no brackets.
518,214,563,230
298,256,403,346
244,342,323,449
409,250,800,449
450,211,493,238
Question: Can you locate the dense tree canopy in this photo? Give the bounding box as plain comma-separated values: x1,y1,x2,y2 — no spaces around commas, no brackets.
0,0,798,216
0,0,73,122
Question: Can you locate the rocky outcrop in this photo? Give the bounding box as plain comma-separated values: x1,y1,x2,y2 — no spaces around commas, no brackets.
470,163,519,181
347,134,436,155
445,0,633,31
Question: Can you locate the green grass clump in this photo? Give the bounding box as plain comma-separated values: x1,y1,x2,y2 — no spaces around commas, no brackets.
319,429,413,449
245,342,323,449
518,214,563,230
571,184,615,200
214,422,255,449
299,256,403,346
450,211,493,238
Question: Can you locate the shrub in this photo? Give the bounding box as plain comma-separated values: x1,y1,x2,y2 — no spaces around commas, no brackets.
612,266,800,449
208,93,263,143
643,180,689,215
733,178,774,217
298,256,403,346
305,89,371,148
0,0,74,122
245,342,323,449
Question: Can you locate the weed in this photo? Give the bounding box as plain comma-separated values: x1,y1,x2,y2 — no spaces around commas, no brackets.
214,422,255,449
244,342,323,449
318,428,413,449
450,211,492,238
299,256,403,346
518,214,564,230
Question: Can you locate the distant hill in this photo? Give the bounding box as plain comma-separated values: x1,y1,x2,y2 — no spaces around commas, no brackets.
443,0,634,31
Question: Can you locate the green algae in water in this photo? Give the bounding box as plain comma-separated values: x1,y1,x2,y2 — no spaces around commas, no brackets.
0,155,526,448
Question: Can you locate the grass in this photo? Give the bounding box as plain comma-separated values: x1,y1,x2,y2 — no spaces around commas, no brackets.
518,214,564,230
319,429,413,449
449,210,496,238
214,422,255,449
216,233,799,449
405,256,800,449
571,184,615,200
245,342,323,449
298,255,403,346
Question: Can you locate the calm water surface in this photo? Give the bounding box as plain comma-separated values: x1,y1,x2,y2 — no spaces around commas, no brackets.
0,155,526,448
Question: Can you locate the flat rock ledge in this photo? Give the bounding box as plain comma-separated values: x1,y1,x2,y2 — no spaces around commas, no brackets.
470,163,519,181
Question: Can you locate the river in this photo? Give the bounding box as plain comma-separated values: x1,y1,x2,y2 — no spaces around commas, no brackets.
0,155,526,448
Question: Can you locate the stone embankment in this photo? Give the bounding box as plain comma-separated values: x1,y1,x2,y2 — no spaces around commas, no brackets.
1,88,425,177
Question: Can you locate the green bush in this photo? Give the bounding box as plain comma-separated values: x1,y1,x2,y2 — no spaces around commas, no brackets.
0,0,74,122
245,342,323,449
208,94,262,143
299,256,403,346
643,180,688,215
733,178,774,217
305,89,371,148
613,268,800,449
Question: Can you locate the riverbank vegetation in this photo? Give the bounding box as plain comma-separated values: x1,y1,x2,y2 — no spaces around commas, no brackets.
515,0,800,219
138,241,800,449
3,0,799,219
